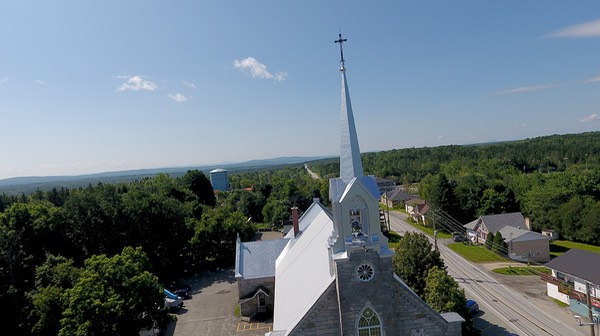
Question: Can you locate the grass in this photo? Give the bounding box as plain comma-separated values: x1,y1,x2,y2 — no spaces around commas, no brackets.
554,299,569,308
405,219,452,239
385,231,402,250
550,240,600,258
492,266,550,275
447,243,508,263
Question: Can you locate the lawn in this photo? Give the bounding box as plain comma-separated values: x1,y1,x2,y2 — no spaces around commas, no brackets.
492,266,550,275
447,243,508,263
386,230,402,250
550,240,600,258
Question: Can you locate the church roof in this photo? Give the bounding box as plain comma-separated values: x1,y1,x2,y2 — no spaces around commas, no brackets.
272,201,334,334
235,238,289,280
338,36,364,184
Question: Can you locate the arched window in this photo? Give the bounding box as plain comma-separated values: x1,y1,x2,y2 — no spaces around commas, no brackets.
357,307,382,336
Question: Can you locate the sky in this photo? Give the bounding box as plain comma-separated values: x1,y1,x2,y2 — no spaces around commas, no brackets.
1,1,600,180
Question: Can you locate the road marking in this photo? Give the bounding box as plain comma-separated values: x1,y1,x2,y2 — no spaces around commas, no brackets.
236,322,272,332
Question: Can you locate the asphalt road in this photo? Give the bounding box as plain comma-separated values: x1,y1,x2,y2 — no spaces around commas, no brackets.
388,211,585,336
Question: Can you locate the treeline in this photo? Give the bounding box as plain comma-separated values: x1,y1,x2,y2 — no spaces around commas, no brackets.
311,132,600,245
0,166,328,335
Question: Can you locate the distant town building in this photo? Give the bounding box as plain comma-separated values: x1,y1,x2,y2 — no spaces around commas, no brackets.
209,168,229,191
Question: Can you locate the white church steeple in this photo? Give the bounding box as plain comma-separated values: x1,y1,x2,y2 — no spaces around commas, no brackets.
328,34,388,256
335,33,364,183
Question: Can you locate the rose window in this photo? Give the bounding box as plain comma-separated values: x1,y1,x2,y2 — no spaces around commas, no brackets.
356,264,374,282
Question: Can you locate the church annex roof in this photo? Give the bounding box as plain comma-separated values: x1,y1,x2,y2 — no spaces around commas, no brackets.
272,200,334,335
235,238,289,280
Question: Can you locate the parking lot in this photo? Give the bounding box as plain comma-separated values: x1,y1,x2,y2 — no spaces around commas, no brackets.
165,268,272,336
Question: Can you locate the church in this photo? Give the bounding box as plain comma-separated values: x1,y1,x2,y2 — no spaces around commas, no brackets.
235,34,463,336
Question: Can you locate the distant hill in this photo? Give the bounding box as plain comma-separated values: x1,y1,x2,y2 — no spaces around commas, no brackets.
0,156,328,195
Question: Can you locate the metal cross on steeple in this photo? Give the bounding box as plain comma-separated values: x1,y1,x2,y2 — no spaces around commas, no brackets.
334,33,347,70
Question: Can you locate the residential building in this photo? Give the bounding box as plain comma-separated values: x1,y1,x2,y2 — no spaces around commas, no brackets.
464,212,530,244
405,198,431,225
498,226,550,262
464,212,549,262
542,249,600,322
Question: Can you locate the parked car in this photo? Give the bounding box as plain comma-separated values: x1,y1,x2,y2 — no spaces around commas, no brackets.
452,232,464,242
466,299,479,316
168,279,192,299
164,289,184,310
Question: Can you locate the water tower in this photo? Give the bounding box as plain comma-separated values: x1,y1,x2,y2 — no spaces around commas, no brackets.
209,168,229,191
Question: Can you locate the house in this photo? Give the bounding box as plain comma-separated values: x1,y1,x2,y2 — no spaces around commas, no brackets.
375,177,396,195
541,229,560,241
498,226,550,262
236,35,463,336
541,249,600,322
405,198,431,225
235,237,289,319
464,212,530,244
380,187,414,207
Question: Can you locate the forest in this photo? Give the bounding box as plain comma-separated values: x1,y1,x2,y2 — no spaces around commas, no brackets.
310,132,600,245
1,131,599,335
0,169,326,335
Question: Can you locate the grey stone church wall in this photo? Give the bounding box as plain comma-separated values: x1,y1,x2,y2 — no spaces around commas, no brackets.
237,277,276,318
290,281,341,336
335,248,462,336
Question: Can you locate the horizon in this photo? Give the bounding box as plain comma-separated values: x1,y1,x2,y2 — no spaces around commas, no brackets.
2,2,599,180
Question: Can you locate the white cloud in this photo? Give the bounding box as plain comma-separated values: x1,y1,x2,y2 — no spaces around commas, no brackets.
116,75,158,91
437,135,444,140
168,93,188,102
582,75,600,83
580,114,599,122
493,83,560,95
514,123,527,128
233,57,287,81
546,18,600,38
34,79,46,85
0,77,7,86
182,81,196,88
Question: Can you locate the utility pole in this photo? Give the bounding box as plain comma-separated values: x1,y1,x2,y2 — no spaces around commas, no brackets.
433,209,438,252
386,193,391,232
587,281,596,336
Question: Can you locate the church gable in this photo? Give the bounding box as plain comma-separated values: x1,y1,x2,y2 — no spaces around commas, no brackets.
334,249,462,336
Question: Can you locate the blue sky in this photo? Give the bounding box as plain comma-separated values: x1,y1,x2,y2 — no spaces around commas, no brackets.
1,1,600,180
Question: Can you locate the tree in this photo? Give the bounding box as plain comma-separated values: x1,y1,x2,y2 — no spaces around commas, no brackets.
424,266,467,316
59,247,167,336
492,231,505,255
30,255,81,336
392,232,445,297
484,232,494,250
180,170,216,207
190,205,255,264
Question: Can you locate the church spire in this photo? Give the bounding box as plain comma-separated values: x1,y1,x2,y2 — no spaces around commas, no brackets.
335,33,364,183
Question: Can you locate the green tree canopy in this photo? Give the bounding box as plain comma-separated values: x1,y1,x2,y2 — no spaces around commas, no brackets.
392,232,445,297
424,266,467,316
59,247,167,336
